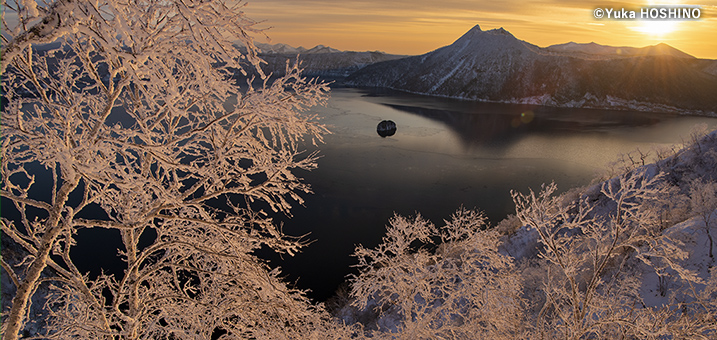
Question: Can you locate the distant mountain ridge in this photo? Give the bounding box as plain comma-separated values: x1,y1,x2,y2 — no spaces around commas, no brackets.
253,42,343,55
545,41,695,59
345,25,717,115
234,42,405,77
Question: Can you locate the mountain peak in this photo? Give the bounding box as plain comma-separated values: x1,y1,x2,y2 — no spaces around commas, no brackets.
468,24,482,32
449,24,530,56
306,45,341,53
454,25,517,43
644,43,694,58
487,27,512,36
458,25,515,39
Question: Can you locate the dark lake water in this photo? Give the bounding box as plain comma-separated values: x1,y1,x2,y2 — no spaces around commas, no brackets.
265,86,717,301
7,86,717,304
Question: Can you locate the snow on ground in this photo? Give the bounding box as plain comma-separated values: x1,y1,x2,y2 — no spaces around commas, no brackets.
640,211,716,308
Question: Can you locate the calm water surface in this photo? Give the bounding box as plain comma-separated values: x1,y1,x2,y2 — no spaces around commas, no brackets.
268,86,717,301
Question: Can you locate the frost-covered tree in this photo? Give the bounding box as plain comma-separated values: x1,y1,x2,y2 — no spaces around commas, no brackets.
0,0,343,338
689,178,717,260
512,169,702,339
349,209,526,339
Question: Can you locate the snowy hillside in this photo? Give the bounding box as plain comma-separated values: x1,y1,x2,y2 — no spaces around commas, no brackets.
346,25,717,116
333,127,717,338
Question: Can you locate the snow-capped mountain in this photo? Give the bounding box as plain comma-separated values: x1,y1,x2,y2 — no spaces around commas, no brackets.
346,25,717,115
253,42,306,54
303,44,342,54
252,42,342,55
243,42,405,77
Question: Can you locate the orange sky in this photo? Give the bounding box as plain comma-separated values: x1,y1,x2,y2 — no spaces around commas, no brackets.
243,0,717,59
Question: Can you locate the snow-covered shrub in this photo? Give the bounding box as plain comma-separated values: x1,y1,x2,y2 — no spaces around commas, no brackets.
512,169,704,339
688,178,717,260
350,208,526,339
495,213,521,235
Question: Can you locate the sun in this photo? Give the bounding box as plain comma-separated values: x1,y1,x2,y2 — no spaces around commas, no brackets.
630,20,679,37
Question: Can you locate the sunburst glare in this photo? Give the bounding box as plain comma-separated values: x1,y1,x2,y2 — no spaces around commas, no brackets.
629,20,680,37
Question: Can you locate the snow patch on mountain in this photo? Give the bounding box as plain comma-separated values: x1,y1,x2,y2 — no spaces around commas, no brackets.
429,59,466,93
703,59,717,76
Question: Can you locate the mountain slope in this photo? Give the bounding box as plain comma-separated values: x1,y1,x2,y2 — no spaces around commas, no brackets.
346,25,717,115
546,41,695,59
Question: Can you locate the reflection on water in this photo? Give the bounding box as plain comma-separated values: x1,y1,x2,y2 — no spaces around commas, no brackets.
262,87,717,302
382,102,665,148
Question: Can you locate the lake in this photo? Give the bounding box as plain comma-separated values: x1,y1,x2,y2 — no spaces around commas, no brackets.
14,85,715,303
265,85,717,302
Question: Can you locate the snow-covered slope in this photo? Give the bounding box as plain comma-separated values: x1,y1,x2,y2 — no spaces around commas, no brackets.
502,127,717,306
347,25,717,115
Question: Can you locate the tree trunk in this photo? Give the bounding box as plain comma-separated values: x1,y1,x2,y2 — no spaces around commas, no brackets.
3,175,80,340
707,227,714,259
